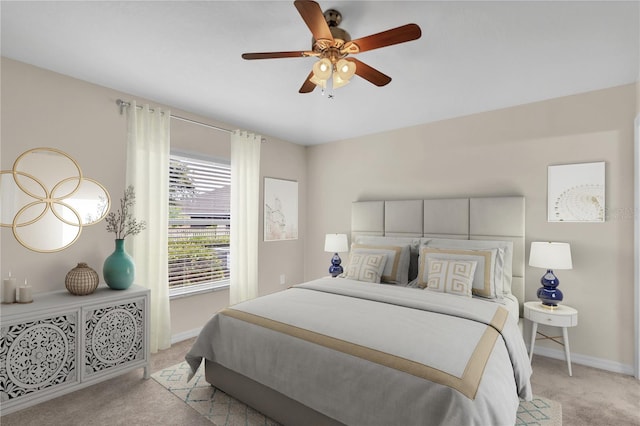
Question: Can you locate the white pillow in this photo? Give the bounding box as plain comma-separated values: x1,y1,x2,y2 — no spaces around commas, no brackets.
341,253,388,283
351,243,411,284
426,238,512,295
353,236,424,281
425,258,477,298
419,247,503,299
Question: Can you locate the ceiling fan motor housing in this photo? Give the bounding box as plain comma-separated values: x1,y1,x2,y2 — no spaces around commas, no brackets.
329,26,350,43
323,9,341,27
311,8,351,58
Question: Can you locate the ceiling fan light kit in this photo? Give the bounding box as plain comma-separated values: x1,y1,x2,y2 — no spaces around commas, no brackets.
241,0,421,95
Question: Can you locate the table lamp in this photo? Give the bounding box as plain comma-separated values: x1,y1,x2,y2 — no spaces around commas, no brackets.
324,234,348,277
529,241,572,308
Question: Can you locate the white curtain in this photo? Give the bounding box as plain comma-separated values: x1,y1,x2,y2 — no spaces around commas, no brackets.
230,130,261,305
126,101,171,353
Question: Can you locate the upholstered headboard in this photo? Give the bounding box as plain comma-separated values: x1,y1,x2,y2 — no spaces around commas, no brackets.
351,197,525,315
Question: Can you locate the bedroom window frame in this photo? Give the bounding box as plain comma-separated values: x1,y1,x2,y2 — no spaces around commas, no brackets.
168,150,231,299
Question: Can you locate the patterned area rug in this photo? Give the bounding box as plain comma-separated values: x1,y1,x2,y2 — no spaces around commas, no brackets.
152,361,561,426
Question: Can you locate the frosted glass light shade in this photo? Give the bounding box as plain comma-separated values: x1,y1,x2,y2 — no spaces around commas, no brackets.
310,74,327,88
312,58,332,81
336,59,356,80
332,73,350,89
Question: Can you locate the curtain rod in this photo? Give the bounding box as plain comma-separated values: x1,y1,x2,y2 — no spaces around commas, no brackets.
116,99,266,142
116,99,231,135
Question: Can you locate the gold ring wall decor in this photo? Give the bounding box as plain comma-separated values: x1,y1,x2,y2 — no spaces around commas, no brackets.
0,147,110,252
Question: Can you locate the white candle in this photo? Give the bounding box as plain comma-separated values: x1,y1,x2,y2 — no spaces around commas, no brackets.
2,272,16,304
17,279,33,303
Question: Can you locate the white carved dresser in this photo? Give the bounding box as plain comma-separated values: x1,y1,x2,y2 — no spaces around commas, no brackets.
0,284,149,415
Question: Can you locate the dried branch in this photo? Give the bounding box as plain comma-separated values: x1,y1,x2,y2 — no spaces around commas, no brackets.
105,185,146,239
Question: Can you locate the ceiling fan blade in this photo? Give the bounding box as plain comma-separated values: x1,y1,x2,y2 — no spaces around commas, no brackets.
299,71,316,93
346,58,392,87
242,51,309,60
349,23,421,53
294,0,333,41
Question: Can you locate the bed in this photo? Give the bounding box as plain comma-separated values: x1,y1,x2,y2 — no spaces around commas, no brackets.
186,197,532,426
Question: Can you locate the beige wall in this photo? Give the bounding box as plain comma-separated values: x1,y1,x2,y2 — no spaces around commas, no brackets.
2,57,636,371
306,84,636,370
636,81,639,114
0,58,306,338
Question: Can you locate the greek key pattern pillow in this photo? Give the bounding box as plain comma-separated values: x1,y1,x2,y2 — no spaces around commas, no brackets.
425,258,477,298
351,243,411,284
419,247,501,299
342,253,388,283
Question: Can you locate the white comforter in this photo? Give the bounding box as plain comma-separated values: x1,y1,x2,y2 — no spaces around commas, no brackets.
186,277,532,426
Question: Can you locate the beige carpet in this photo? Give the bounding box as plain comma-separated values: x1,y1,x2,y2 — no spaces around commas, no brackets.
152,361,561,426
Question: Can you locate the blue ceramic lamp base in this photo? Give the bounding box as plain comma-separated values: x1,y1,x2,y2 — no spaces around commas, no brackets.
537,269,563,307
329,253,343,277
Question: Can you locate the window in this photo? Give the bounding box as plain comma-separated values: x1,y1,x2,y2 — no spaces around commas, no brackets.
168,152,231,297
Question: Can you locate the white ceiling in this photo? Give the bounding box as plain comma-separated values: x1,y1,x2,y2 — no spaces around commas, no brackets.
1,1,638,145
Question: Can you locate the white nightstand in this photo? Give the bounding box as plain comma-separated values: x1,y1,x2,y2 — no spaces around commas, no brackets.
524,301,578,376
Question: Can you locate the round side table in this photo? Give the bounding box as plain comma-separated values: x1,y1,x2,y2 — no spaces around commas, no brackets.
524,301,578,376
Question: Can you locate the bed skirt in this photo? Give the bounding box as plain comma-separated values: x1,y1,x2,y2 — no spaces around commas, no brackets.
204,360,344,426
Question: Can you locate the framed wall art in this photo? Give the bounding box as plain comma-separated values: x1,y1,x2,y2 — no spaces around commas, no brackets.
547,161,605,222
264,177,298,241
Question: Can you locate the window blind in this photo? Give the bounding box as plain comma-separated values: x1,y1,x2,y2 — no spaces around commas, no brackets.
168,153,231,289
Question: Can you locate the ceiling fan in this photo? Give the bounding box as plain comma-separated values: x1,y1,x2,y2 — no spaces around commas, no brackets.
241,0,422,94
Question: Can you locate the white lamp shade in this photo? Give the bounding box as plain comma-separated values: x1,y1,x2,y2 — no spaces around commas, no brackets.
529,242,573,270
324,233,348,253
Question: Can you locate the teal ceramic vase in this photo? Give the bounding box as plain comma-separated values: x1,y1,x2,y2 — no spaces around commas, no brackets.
103,239,135,290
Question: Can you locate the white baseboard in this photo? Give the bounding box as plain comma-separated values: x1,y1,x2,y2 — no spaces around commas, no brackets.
171,327,202,344
530,345,635,376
